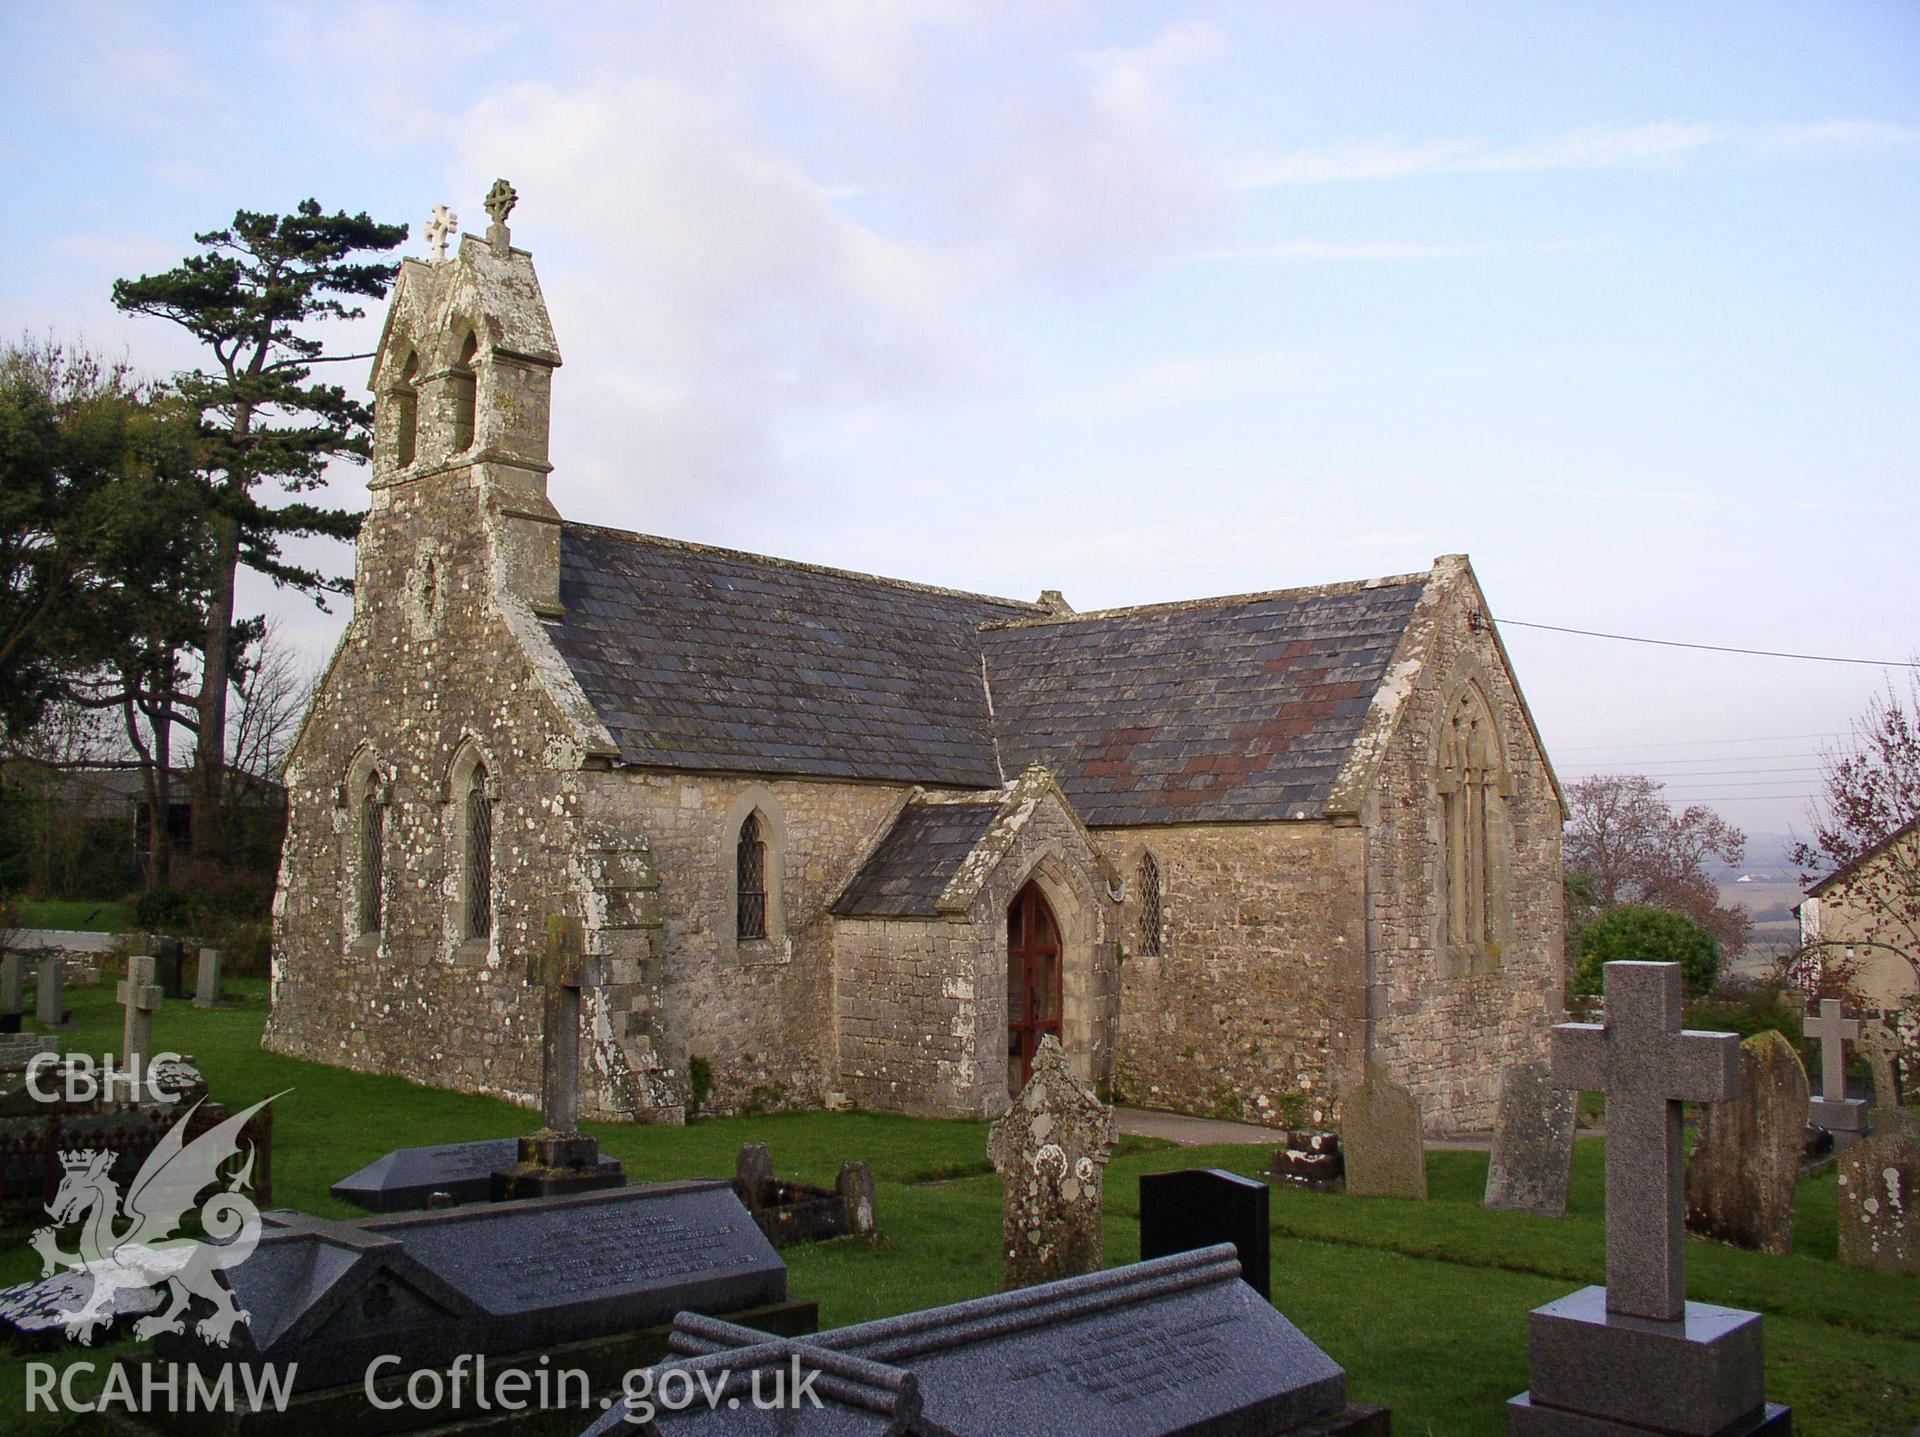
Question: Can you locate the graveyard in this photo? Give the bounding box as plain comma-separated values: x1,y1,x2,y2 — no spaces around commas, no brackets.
0,967,1912,1435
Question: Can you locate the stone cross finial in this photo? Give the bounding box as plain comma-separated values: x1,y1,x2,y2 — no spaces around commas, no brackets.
529,914,601,1136
1551,961,1740,1321
483,179,517,255
425,204,458,261
117,955,164,1067
1804,998,1859,1101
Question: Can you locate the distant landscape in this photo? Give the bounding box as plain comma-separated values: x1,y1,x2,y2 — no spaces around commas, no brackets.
1709,830,1812,970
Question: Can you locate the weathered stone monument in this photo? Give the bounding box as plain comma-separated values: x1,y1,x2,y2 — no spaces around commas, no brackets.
34,955,66,1030
1341,1061,1427,1200
837,1159,877,1236
987,1032,1117,1288
0,951,24,1032
1684,1030,1808,1255
1484,1059,1577,1218
192,947,222,1009
1859,1017,1903,1112
491,914,626,1200
1272,1128,1344,1190
1139,1168,1271,1300
1805,997,1867,1151
583,1245,1391,1436
118,955,163,1064
1837,1128,1920,1274
1508,961,1789,1435
735,1141,775,1207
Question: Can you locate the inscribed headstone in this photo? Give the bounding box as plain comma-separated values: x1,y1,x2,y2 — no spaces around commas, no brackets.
1684,1030,1807,1254
986,1034,1117,1289
1484,1059,1577,1218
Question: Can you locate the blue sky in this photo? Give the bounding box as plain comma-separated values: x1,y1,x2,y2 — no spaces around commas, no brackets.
3,2,1915,838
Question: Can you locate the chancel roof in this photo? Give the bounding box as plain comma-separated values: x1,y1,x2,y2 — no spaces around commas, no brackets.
544,524,1434,825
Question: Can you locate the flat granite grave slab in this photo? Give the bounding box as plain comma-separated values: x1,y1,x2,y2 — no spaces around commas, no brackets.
580,1244,1389,1437
332,1136,624,1212
156,1180,788,1395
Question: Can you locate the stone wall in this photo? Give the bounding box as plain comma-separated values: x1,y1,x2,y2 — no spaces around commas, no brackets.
612,771,910,1117
264,469,666,1123
1360,572,1565,1134
1096,822,1368,1128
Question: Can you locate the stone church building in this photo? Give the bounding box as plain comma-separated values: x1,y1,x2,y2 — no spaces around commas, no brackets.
264,211,1567,1135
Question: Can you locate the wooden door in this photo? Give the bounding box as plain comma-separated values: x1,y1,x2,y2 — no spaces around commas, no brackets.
1007,880,1064,1088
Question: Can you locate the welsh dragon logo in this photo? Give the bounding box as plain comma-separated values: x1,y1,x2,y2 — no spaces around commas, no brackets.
30,1094,282,1347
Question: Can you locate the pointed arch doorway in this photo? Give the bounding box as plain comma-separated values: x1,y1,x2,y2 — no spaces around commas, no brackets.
1007,880,1064,1090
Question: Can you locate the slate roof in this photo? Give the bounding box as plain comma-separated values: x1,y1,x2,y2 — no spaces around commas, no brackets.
545,526,1032,786
831,797,1003,918
544,524,1433,825
981,579,1427,826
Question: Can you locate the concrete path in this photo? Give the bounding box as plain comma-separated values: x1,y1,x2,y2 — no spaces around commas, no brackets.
1116,1106,1499,1151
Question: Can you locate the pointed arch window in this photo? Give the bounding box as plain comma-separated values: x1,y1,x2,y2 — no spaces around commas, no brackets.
1438,686,1506,965
736,812,768,940
393,352,419,468
1136,852,1164,956
358,768,386,935
462,759,493,942
451,331,479,453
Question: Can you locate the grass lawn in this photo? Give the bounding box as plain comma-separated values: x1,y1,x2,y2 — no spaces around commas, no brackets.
10,901,134,933
2,980,1914,1436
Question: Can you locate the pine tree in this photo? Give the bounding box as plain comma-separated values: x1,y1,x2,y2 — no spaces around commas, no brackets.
112,200,407,850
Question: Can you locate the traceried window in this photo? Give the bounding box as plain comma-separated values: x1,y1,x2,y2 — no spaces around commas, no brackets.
736,812,768,941
1136,852,1164,956
451,331,479,452
393,353,419,468
464,761,493,941
1438,685,1506,965
357,769,386,935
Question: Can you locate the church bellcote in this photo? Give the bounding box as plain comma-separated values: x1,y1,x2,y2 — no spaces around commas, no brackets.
366,180,565,616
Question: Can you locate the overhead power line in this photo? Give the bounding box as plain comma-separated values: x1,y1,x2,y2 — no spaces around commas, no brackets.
1556,732,1842,752
1504,619,1916,668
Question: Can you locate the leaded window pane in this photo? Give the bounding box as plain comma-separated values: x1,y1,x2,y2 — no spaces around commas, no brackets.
736,812,767,940
467,774,492,940
1138,853,1164,956
359,783,384,934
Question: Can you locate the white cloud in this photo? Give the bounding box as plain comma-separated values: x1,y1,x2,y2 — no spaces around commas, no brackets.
1524,484,1722,508
1227,118,1920,189
1171,239,1506,265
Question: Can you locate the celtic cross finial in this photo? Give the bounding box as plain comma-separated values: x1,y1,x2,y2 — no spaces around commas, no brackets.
425,204,458,261
483,179,518,226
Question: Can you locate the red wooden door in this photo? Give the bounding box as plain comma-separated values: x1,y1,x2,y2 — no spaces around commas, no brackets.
1007,880,1063,1087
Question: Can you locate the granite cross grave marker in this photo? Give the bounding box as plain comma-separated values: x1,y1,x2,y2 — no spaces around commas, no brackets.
1139,1168,1271,1300
492,914,625,1200
1507,961,1788,1436
1805,997,1867,1149
118,955,163,1068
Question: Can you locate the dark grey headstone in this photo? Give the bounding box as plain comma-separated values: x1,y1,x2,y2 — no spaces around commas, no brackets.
582,1244,1388,1436
151,936,188,1001
332,1137,621,1213
1139,1168,1270,1301
158,1180,787,1394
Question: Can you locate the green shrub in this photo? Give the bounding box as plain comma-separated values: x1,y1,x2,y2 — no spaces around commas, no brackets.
686,1055,714,1119
1575,904,1720,998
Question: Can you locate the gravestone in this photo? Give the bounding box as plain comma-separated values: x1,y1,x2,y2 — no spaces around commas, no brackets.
333,1136,624,1213
583,1245,1390,1436
0,1248,166,1346
987,1033,1117,1289
1271,1128,1343,1190
151,935,188,1001
836,1159,876,1236
1859,1019,1902,1111
1684,1030,1808,1255
33,957,67,1030
736,1141,774,1207
118,955,163,1063
1,952,23,1032
1484,1059,1577,1218
1805,997,1867,1150
192,948,222,1009
1139,1168,1271,1300
0,1032,59,1113
155,1181,803,1397
1837,1129,1920,1274
492,914,626,1200
1507,961,1789,1436
1340,1062,1427,1200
